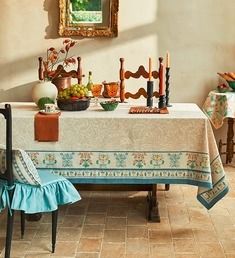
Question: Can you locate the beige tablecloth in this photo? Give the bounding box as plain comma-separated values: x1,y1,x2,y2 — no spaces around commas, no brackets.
202,90,235,129
0,102,228,209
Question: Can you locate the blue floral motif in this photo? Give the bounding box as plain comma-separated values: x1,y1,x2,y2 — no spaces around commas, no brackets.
60,152,74,167
132,153,146,168
96,153,110,168
150,154,164,168
43,153,57,167
168,153,182,168
114,152,128,167
78,152,93,168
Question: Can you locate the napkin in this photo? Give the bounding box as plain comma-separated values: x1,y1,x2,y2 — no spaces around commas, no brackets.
34,112,60,142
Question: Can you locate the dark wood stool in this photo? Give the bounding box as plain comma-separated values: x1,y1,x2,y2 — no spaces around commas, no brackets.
219,118,235,163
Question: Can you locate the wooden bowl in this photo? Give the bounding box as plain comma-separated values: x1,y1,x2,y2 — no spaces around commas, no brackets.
57,98,90,111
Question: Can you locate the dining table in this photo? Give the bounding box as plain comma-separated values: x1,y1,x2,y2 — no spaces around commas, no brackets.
0,101,229,222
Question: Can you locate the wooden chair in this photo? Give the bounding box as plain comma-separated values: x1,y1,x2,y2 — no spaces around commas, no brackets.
38,56,84,84
119,58,170,191
0,104,81,258
119,57,164,103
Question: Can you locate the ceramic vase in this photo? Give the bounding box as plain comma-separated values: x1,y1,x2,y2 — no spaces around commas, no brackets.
32,80,58,104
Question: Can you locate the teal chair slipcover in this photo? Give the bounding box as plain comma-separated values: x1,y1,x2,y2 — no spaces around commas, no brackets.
0,169,81,214
0,104,81,258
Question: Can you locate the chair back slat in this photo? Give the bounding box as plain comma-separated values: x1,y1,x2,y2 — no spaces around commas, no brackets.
119,58,162,103
38,56,84,84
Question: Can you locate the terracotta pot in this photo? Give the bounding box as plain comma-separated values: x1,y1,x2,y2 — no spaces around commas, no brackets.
102,81,120,98
52,76,71,91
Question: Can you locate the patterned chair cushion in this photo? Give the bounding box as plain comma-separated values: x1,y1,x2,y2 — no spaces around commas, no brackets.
0,145,41,185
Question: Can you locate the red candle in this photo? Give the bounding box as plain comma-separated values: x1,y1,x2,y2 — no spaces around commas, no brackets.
166,52,170,68
149,57,152,81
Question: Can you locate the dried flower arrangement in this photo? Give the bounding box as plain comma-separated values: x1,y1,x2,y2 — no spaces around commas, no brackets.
42,39,78,81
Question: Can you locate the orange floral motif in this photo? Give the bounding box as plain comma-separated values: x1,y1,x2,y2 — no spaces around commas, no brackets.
186,153,209,170
132,153,146,168
79,152,93,168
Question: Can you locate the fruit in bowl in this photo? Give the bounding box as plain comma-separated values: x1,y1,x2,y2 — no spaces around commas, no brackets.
217,83,229,93
217,72,235,91
57,84,90,111
57,84,89,100
100,100,119,111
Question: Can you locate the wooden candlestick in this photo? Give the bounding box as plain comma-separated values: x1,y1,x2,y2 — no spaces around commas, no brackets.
158,57,164,96
147,81,153,107
165,67,171,107
158,94,166,109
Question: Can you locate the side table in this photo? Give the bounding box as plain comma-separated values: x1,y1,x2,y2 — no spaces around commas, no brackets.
203,90,235,163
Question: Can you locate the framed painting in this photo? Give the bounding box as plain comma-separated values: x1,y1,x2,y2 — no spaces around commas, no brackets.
59,0,119,37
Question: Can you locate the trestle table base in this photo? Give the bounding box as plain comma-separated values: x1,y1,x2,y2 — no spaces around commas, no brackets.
75,183,160,222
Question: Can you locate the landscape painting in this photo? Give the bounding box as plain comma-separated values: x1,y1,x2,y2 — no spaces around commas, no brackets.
70,0,102,23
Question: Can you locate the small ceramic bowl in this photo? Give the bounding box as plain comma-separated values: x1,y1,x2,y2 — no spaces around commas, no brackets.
100,100,119,111
227,81,235,91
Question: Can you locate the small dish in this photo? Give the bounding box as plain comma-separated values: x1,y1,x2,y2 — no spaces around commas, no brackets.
226,80,235,91
100,100,119,111
39,110,61,115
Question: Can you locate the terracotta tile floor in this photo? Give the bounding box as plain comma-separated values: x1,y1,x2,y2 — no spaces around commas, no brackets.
0,165,234,258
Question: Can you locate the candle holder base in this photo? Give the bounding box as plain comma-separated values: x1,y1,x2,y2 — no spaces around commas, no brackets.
129,106,169,114
147,99,153,107
158,95,166,109
146,81,153,107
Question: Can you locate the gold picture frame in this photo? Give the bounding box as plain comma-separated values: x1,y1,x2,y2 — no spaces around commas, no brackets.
59,0,119,37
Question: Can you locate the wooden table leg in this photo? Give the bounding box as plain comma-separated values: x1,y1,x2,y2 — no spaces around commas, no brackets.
147,184,160,222
226,118,234,164
165,184,170,191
